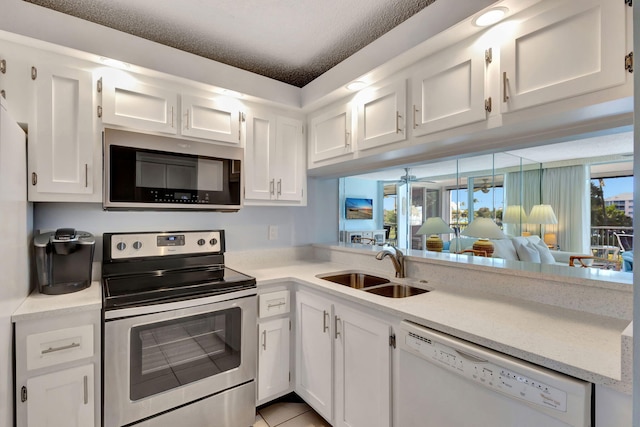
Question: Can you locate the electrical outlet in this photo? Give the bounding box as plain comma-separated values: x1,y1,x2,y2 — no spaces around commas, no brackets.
268,225,278,240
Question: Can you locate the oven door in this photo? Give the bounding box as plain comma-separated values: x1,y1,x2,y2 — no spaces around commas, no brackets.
104,295,256,427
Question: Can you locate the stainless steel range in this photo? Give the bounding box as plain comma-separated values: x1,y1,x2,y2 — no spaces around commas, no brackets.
101,230,257,427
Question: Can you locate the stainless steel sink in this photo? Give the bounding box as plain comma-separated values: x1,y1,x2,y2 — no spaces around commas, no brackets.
317,272,429,298
318,272,390,289
364,284,429,298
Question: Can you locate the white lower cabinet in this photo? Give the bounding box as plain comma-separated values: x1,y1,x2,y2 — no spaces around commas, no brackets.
295,290,392,427
258,318,291,402
14,310,101,427
26,364,94,427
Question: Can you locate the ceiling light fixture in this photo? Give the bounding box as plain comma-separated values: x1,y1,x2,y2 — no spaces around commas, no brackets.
346,81,367,91
474,7,508,27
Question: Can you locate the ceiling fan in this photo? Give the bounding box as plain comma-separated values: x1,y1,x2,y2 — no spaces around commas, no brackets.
398,168,436,184
473,178,492,194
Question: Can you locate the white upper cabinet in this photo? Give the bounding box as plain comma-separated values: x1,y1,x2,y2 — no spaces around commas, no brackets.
411,37,488,136
245,109,305,204
275,116,304,201
501,0,628,113
309,102,353,163
181,93,241,144
101,77,178,134
356,79,407,150
29,64,100,201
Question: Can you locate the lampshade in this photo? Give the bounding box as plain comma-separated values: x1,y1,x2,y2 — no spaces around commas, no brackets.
416,217,454,235
502,205,528,224
461,218,506,239
460,218,505,257
528,204,558,224
417,217,453,252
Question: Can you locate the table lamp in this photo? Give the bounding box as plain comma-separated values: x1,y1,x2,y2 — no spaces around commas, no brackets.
417,217,454,252
460,217,506,257
527,204,558,247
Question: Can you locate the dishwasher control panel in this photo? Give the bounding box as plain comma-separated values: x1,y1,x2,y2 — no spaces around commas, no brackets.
405,331,568,412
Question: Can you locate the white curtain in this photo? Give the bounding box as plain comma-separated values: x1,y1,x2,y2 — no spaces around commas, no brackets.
504,169,542,236
541,165,590,253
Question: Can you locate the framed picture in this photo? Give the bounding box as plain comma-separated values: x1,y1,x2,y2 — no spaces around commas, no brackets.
345,197,373,219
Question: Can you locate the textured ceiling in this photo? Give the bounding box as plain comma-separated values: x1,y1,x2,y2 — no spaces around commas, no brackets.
24,0,436,87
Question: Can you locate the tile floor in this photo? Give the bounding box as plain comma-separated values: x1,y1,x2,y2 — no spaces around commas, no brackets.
253,396,330,427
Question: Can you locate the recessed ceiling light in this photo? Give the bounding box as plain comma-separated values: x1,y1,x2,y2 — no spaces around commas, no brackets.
346,81,367,91
474,7,508,27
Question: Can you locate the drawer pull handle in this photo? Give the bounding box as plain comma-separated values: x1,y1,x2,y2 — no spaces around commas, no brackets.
41,342,80,354
267,301,286,309
334,316,341,339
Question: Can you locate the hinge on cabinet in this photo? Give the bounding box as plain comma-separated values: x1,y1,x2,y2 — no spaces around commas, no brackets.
484,97,492,113
97,77,102,93
0,90,5,99
389,334,396,349
625,0,632,6
31,66,37,80
21,386,27,402
97,105,103,118
31,172,37,186
485,48,492,64
625,52,633,73
0,59,6,74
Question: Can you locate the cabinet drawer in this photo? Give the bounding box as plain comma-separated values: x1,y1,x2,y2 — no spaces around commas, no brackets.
259,290,290,318
26,324,94,370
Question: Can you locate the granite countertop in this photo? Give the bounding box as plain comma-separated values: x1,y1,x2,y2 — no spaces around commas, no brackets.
229,256,631,393
12,281,102,322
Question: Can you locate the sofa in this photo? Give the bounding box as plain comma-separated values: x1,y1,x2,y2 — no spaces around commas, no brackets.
448,235,591,266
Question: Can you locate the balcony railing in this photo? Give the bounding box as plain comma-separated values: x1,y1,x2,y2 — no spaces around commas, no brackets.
590,225,633,253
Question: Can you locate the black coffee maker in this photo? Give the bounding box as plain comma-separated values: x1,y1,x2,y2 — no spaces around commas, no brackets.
34,228,95,295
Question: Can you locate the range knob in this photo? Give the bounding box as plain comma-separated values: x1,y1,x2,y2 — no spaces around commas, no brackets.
132,241,143,250
209,238,218,246
197,239,206,246
116,242,126,251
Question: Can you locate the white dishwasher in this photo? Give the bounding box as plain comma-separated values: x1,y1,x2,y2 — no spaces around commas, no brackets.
397,321,592,427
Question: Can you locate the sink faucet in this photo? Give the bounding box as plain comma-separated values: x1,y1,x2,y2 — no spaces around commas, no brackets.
376,246,405,278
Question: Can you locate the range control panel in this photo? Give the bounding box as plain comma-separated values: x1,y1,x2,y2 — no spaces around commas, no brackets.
109,230,223,259
404,332,568,412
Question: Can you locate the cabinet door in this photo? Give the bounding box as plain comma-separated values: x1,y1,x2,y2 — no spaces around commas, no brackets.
309,103,353,163
26,363,94,427
334,304,391,427
296,291,333,421
501,0,627,113
245,109,276,200
258,318,290,402
356,80,407,150
411,38,487,136
102,77,178,134
274,116,304,201
30,64,97,199
181,94,241,144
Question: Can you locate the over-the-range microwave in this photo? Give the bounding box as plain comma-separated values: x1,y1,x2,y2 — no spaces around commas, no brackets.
103,128,242,211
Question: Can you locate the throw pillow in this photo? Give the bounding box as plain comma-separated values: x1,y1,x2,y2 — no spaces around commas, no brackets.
514,240,541,262
492,238,518,260
533,239,556,264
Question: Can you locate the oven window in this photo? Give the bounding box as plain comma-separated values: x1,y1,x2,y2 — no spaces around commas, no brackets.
129,307,241,400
